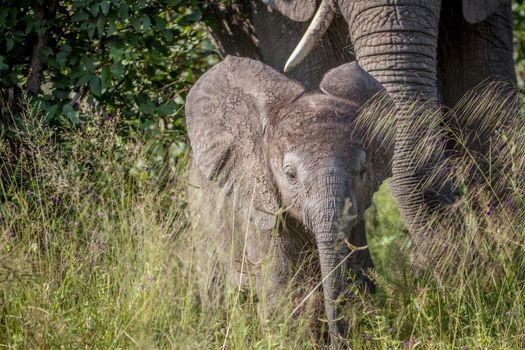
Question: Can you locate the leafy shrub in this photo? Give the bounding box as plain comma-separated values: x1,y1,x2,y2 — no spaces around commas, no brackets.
0,0,216,160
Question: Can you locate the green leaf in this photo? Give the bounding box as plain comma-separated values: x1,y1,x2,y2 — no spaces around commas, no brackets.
132,15,151,33
6,37,14,52
75,71,91,85
40,46,53,57
90,2,100,16
96,16,106,38
140,118,156,130
181,11,202,24
0,11,6,28
157,101,177,116
8,70,19,85
89,75,101,96
139,100,155,114
69,55,79,65
53,89,70,99
62,104,80,125
118,4,129,20
110,63,123,77
100,0,110,16
132,17,142,32
108,44,124,60
46,104,59,121
155,17,167,31
124,32,139,47
142,15,151,32
25,22,34,34
60,44,72,54
0,56,8,71
56,51,68,66
106,14,117,37
87,23,96,39
162,30,173,42
101,66,111,90
81,57,95,71
71,9,89,22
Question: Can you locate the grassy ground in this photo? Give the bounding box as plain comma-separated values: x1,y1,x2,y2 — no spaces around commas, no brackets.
1,101,524,349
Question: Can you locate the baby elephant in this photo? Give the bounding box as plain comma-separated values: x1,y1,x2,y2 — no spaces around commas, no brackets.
186,56,392,343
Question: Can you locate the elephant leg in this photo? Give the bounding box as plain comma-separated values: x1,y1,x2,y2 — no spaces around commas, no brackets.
438,1,517,203
438,0,515,108
345,220,375,293
188,210,235,311
254,232,311,319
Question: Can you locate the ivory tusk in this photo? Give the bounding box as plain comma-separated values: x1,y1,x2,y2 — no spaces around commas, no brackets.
284,0,335,73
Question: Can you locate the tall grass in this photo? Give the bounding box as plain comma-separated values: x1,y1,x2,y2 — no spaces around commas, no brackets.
1,89,524,349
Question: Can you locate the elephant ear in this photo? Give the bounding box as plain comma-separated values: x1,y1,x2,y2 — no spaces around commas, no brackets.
320,61,393,200
320,61,385,108
261,0,317,22
186,56,305,228
462,0,507,24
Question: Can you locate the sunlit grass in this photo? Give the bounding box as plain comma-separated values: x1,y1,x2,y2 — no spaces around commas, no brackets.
1,90,524,349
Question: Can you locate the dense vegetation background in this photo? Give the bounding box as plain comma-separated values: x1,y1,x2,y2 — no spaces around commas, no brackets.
1,1,524,349
1,1,525,151
0,0,215,164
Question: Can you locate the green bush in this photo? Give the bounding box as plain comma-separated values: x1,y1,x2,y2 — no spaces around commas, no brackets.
0,0,216,160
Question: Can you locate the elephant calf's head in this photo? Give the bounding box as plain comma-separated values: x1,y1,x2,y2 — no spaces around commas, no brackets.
265,94,379,230
186,55,392,341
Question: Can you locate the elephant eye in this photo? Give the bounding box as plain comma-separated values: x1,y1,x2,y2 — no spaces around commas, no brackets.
284,165,298,184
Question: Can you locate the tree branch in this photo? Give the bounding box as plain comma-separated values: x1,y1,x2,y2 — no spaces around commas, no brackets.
27,0,59,96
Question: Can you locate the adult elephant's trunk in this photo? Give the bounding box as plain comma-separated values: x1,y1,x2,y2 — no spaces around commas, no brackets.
306,166,372,345
345,1,454,238
346,2,440,100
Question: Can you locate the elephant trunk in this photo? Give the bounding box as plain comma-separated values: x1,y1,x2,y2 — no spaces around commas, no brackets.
346,1,454,237
305,167,369,345
345,1,441,101
315,237,350,344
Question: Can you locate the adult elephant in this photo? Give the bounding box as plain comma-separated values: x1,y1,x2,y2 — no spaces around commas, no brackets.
206,0,516,237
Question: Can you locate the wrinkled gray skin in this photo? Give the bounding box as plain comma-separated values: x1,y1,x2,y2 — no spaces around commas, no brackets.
206,0,517,256
186,56,391,345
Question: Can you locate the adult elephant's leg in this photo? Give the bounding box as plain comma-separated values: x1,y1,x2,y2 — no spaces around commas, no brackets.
438,0,516,108
438,1,517,202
